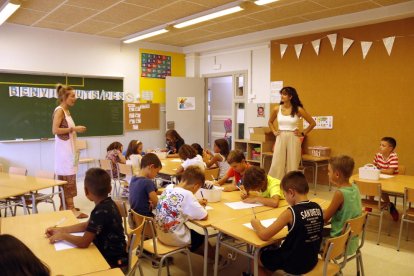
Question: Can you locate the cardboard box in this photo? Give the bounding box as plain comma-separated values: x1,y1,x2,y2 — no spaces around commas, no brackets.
249,127,275,142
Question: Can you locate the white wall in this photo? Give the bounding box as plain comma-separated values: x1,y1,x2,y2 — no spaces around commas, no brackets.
0,24,181,174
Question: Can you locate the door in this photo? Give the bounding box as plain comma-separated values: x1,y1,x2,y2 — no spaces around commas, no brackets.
166,77,206,146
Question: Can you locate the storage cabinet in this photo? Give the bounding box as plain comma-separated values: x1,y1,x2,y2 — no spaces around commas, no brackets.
234,139,274,167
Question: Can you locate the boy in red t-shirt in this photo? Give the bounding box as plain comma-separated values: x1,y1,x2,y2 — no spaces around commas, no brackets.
215,149,250,192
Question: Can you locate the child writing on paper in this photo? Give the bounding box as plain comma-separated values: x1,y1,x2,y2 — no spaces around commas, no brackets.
45,168,127,269
323,155,362,255
106,141,126,179
241,166,284,208
165,129,185,158
176,144,206,174
125,139,144,175
216,149,250,192
250,171,323,275
129,153,162,217
204,138,230,180
371,136,399,221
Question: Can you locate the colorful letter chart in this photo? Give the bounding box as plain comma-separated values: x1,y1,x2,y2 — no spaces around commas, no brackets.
141,53,171,79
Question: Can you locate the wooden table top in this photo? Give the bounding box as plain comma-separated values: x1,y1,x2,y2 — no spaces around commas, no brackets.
82,268,124,276
211,198,329,248
0,210,110,276
351,174,414,195
0,172,66,199
159,158,182,176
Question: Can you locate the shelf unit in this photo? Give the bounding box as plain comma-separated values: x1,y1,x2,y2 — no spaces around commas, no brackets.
234,139,274,168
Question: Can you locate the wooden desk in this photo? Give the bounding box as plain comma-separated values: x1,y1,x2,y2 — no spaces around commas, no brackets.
211,198,329,276
351,174,414,196
159,158,181,176
0,172,67,213
302,154,330,195
0,210,110,276
82,268,123,276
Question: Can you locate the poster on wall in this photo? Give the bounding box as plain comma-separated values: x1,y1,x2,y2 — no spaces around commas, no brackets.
257,104,265,117
303,116,333,129
141,53,171,79
177,97,195,110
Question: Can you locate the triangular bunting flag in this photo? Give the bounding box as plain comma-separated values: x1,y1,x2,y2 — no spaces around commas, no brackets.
311,39,321,55
327,33,337,50
280,44,288,58
382,36,395,56
294,44,303,59
342,38,354,55
361,41,372,59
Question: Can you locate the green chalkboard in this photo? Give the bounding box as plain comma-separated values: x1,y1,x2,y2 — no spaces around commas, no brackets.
0,72,123,141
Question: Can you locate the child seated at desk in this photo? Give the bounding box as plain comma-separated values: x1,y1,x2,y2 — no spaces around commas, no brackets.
216,149,250,191
46,168,128,269
241,166,284,208
125,139,144,175
176,144,206,174
0,234,50,276
165,129,185,158
129,153,162,217
250,171,323,275
372,136,399,221
204,138,230,180
106,141,126,179
323,155,362,255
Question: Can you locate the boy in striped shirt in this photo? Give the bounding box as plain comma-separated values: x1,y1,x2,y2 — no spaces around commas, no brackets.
372,137,399,221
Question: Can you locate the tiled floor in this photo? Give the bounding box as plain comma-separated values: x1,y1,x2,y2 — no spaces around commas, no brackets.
17,180,414,276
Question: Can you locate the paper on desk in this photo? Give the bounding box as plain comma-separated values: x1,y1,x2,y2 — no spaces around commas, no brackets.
225,201,263,210
243,218,277,230
380,174,394,179
171,159,182,163
54,232,84,251
205,206,213,210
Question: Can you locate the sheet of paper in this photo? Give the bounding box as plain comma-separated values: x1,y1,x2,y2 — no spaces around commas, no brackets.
380,174,394,179
171,159,182,163
54,232,84,251
205,206,213,210
224,201,263,210
243,218,277,230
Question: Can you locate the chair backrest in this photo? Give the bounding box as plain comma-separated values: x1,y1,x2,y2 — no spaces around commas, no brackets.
118,163,133,177
322,228,352,268
205,167,219,181
9,166,27,176
127,219,145,273
345,212,368,248
35,170,55,179
398,165,406,175
131,210,157,250
354,180,381,198
76,139,87,150
403,187,414,213
114,199,129,236
99,159,114,178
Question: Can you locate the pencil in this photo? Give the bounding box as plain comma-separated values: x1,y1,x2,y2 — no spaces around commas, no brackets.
252,207,256,219
200,191,204,199
54,217,66,228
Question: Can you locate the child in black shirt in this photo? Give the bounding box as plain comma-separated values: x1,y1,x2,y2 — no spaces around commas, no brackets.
46,168,127,268
251,171,323,275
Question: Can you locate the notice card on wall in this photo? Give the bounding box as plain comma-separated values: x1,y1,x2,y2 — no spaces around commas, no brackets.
303,116,333,129
270,81,283,103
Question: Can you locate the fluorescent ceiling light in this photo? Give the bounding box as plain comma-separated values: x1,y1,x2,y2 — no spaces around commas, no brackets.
0,0,21,26
174,6,243,29
123,29,168,44
255,0,279,5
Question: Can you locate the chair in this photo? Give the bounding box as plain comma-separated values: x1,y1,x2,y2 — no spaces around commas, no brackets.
397,187,414,251
114,199,130,237
355,180,385,245
393,165,406,205
76,139,95,167
126,218,145,276
304,228,352,276
131,210,193,276
99,159,118,198
205,167,219,181
4,166,28,216
343,212,369,276
9,166,27,175
117,163,134,198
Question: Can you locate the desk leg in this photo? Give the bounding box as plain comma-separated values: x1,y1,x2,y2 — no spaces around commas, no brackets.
202,227,209,276
59,186,67,210
20,195,28,215
214,232,222,276
253,248,260,276
31,193,37,213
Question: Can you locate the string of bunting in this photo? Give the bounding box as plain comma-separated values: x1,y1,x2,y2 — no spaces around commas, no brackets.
276,33,413,60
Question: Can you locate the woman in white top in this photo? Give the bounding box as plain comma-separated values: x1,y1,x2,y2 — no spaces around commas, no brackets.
268,87,316,180
125,139,143,175
52,84,87,218
176,144,206,174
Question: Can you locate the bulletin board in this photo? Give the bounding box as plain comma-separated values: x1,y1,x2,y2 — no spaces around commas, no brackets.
124,103,160,131
270,17,414,176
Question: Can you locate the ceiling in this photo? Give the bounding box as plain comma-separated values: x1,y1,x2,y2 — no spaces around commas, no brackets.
5,0,412,47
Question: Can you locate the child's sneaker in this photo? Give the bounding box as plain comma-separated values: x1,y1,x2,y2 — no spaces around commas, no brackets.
364,207,372,212
389,202,399,221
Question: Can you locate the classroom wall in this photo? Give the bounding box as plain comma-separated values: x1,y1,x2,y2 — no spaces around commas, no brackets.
270,17,414,176
0,24,181,175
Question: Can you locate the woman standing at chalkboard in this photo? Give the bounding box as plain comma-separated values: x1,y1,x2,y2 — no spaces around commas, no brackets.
52,84,87,218
268,87,316,180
